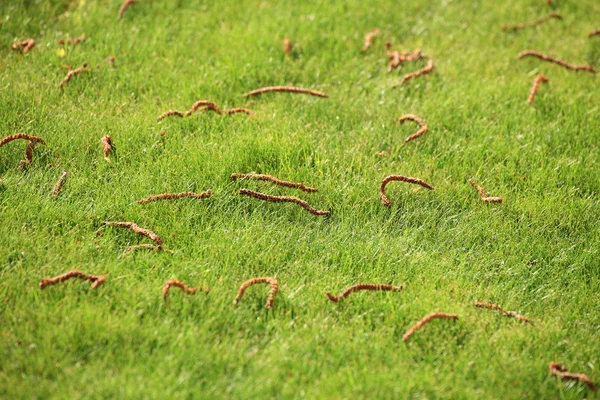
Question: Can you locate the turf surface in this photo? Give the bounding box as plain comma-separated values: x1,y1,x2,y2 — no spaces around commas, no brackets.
1,0,599,398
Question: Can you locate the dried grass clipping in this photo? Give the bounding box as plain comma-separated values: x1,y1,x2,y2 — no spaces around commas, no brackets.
234,277,279,309
326,283,403,302
379,175,434,207
40,270,105,290
402,312,459,342
549,362,596,391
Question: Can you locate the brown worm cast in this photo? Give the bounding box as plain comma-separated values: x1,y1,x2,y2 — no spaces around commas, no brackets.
393,59,434,86
231,173,317,193
103,221,164,250
157,110,185,121
52,170,68,198
518,50,596,73
402,312,459,342
362,29,380,52
162,279,208,300
527,74,549,104
589,29,600,38
108,56,115,68
549,362,596,391
40,270,105,290
468,179,502,203
239,188,330,216
234,277,279,309
58,34,86,45
326,283,403,302
242,86,328,98
283,38,291,55
118,0,136,19
59,63,88,88
0,133,46,148
503,12,562,31
12,39,35,54
398,114,429,142
379,175,434,207
18,141,35,170
101,135,113,161
474,302,531,323
136,190,212,204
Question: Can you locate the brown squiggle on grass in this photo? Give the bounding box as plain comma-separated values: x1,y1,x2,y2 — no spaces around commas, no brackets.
475,302,531,323
186,100,221,116
283,38,291,55
136,190,213,204
12,39,35,54
527,74,549,104
108,56,115,68
18,141,36,170
402,312,459,342
379,175,434,207
589,29,600,38
0,133,46,148
162,279,208,300
398,114,428,142
469,179,502,203
549,362,596,391
58,34,86,45
326,283,403,302
40,270,105,290
231,173,317,193
393,59,434,86
242,86,328,98
239,188,330,216
503,12,561,31
52,170,68,198
222,107,253,115
103,221,164,250
386,42,423,73
59,63,88,88
362,29,380,52
101,135,113,161
118,0,136,19
157,110,185,121
234,277,279,309
518,50,596,73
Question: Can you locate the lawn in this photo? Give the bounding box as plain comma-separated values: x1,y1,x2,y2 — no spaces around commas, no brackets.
1,0,599,398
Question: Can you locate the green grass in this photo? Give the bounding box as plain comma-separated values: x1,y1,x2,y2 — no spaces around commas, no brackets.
1,0,600,398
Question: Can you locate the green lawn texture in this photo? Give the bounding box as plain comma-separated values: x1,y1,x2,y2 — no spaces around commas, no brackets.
1,0,599,398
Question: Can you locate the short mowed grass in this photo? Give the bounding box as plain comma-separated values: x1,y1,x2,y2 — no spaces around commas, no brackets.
1,0,600,398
